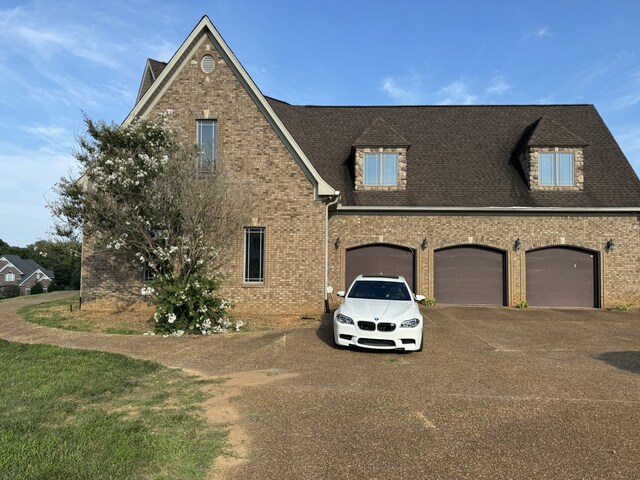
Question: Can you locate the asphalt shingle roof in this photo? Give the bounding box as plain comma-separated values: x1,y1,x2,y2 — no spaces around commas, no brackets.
1,255,54,280
267,98,640,208
148,59,167,79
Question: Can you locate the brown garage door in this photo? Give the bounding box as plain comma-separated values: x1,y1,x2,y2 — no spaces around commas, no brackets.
526,247,598,307
434,246,506,305
345,244,415,291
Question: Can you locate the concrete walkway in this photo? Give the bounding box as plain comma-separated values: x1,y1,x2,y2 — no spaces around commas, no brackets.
2,292,640,479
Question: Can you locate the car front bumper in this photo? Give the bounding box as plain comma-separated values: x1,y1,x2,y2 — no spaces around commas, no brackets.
333,319,423,351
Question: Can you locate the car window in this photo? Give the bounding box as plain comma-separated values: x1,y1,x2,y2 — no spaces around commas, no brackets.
347,280,411,300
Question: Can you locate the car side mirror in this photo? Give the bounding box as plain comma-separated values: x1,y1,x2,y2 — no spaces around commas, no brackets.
414,294,425,302
337,291,345,297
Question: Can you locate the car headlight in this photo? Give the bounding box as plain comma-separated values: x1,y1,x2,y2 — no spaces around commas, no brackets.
400,318,420,328
336,314,354,325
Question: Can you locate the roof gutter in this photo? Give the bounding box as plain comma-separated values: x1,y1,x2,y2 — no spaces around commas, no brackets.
335,205,640,214
325,191,341,313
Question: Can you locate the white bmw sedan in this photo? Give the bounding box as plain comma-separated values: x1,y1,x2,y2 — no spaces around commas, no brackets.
333,274,424,352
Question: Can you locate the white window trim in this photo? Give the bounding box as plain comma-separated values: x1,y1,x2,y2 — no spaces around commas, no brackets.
196,119,217,173
243,227,265,283
5,272,15,282
363,152,398,186
539,150,575,186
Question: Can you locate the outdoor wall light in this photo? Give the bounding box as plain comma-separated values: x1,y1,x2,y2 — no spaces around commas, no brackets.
421,238,428,250
605,239,615,252
335,237,341,249
514,238,522,251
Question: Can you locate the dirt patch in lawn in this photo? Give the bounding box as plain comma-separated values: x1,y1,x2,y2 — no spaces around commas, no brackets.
45,304,154,334
232,312,323,331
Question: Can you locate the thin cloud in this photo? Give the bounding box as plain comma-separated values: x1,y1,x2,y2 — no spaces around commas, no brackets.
486,75,512,95
534,26,552,37
612,71,640,109
381,76,423,104
437,80,478,105
0,6,123,69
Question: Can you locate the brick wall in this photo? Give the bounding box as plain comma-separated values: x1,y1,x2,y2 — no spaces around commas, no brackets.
328,213,640,308
82,32,326,314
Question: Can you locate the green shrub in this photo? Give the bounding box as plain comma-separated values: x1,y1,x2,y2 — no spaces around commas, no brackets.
46,281,59,292
149,273,242,336
419,297,437,307
0,285,20,299
515,300,529,309
30,282,44,295
609,303,632,312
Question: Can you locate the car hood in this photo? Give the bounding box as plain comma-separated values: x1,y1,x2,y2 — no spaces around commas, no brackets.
339,298,418,320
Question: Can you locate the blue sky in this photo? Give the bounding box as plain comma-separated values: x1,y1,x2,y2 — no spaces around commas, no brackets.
1,0,640,246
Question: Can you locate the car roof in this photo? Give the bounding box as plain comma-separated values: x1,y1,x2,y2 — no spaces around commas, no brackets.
356,274,405,282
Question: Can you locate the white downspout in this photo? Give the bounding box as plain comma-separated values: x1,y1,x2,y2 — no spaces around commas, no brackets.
324,191,341,313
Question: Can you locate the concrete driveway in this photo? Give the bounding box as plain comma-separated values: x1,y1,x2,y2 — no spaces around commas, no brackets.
1,293,639,479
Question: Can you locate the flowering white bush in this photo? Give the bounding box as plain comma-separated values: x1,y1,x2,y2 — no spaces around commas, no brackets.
51,116,253,336
150,273,243,335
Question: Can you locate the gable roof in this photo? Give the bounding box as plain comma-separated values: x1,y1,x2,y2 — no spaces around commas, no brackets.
267,99,640,210
524,116,588,148
126,16,336,196
353,117,409,147
136,59,168,103
0,255,54,281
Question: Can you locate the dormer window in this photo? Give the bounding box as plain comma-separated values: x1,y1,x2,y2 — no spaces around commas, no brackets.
364,152,398,186
539,151,574,186
514,117,586,191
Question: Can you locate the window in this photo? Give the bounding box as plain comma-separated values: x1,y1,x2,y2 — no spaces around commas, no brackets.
539,152,574,186
244,227,265,283
142,266,155,283
5,272,15,282
197,120,217,173
364,153,398,186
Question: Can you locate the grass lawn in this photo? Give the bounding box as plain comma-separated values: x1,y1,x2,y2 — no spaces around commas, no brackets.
17,294,151,334
0,340,226,479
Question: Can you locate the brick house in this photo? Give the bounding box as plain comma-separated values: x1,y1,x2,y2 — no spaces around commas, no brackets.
81,16,640,312
0,254,54,296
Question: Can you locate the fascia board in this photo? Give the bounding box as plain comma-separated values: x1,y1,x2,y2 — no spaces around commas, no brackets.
123,16,335,196
335,205,640,214
19,269,51,286
0,260,23,274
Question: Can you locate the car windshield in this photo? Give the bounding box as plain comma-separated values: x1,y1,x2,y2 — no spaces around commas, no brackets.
347,280,411,301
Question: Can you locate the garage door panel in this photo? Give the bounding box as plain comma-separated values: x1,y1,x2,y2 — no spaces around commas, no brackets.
346,245,415,292
434,246,505,305
526,248,596,307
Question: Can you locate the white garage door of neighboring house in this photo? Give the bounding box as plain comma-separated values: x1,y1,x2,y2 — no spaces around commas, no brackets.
526,247,598,307
345,244,415,292
434,246,506,305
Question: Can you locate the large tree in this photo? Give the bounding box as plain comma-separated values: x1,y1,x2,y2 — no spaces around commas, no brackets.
51,117,253,334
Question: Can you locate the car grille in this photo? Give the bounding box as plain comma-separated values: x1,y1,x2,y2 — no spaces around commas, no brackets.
358,338,396,347
357,321,397,332
377,322,396,332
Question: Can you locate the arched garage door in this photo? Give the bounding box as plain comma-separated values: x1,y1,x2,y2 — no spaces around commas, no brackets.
434,246,506,305
526,247,598,307
345,244,415,292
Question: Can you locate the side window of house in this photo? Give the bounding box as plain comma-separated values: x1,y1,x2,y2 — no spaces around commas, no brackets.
539,152,574,186
5,272,15,282
142,266,155,283
244,227,265,283
197,119,217,173
364,152,398,186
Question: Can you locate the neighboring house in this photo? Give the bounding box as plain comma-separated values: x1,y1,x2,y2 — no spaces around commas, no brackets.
82,16,640,313
0,254,54,295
